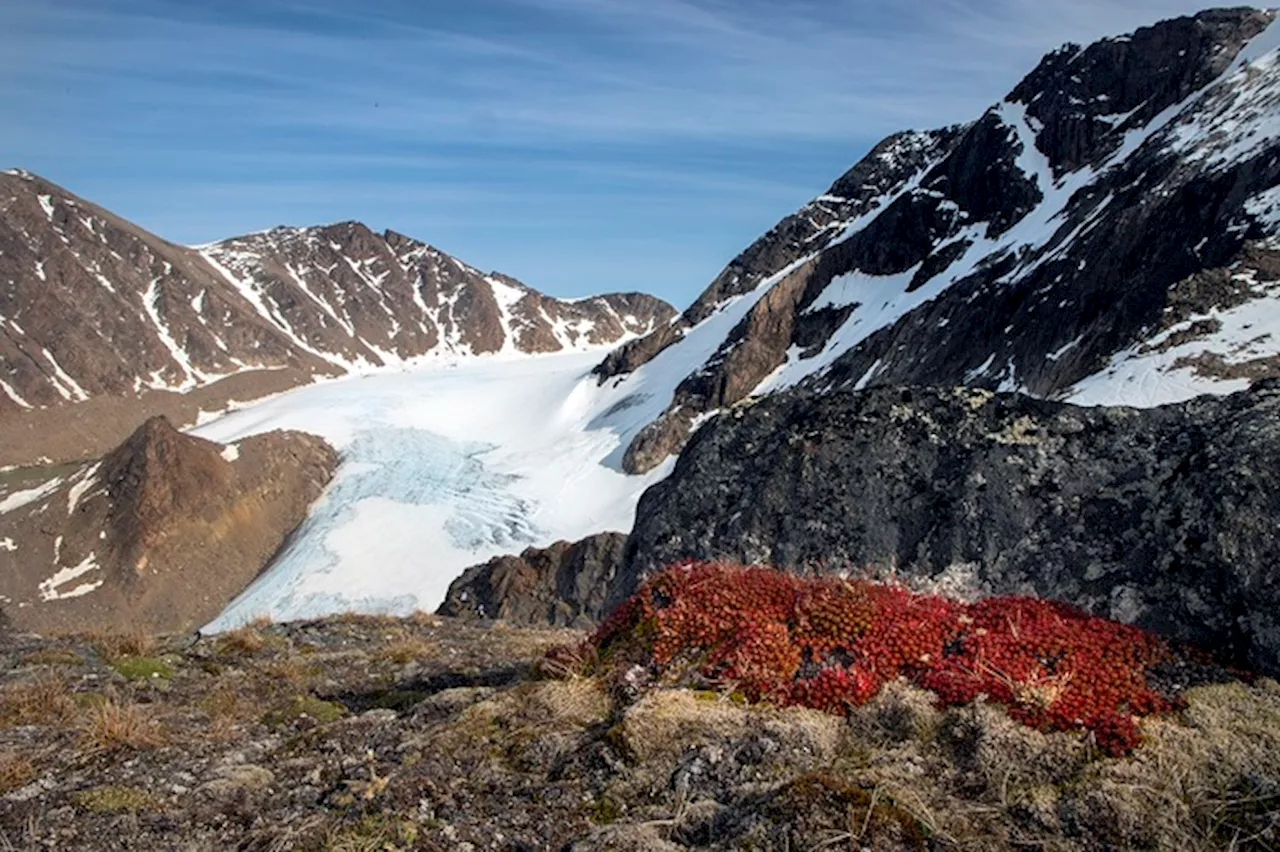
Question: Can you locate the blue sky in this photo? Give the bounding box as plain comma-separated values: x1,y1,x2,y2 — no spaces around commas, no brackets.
2,0,1218,307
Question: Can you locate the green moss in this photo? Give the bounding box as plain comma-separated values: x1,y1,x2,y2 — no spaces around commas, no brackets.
691,688,748,706
110,656,174,681
586,794,623,824
72,785,158,813
264,695,347,727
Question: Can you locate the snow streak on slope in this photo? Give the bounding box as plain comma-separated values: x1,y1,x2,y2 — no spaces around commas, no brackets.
1068,265,1280,407
198,351,674,629
732,17,1280,414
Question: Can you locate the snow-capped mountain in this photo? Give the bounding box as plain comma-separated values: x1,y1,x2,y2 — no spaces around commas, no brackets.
9,7,1280,632
599,8,1280,473
0,171,674,417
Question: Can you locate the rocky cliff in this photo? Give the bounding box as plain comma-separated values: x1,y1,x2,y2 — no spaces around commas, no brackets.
0,416,337,634
622,381,1280,677
437,532,628,628
595,8,1280,474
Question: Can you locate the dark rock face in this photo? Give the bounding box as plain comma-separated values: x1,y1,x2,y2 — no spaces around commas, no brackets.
1010,8,1269,175
0,172,674,417
438,532,628,628
0,416,338,634
597,9,1280,474
624,381,1280,677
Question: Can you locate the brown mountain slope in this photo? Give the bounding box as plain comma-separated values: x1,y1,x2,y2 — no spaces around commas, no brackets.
0,416,337,634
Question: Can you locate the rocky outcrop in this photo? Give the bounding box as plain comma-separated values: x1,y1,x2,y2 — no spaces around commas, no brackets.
595,9,1280,473
0,171,674,421
621,381,1280,677
437,532,628,628
0,416,337,634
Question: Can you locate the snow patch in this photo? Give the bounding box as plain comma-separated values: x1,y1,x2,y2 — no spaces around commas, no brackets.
1068,271,1280,407
0,478,62,515
42,348,89,402
0,378,32,409
38,553,103,602
66,464,100,515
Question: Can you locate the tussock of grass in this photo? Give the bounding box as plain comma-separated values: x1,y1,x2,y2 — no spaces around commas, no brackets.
1072,680,1280,849
407,610,443,628
78,697,167,754
216,626,269,656
375,636,438,666
252,657,320,691
324,814,419,852
86,630,155,662
0,676,76,727
0,750,36,794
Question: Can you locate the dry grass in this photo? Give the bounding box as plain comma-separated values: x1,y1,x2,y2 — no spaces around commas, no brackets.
78,696,168,754
374,635,438,666
0,751,36,794
848,678,944,746
86,629,155,662
407,610,443,628
217,625,269,656
0,676,77,727
198,680,258,741
618,688,842,764
1073,679,1280,850
18,649,83,668
252,656,320,692
332,612,402,628
323,814,419,852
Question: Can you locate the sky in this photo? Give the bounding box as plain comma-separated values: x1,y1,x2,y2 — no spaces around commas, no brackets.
1,0,1223,308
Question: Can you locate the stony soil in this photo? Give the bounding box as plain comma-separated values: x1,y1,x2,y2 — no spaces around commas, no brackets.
0,614,1276,851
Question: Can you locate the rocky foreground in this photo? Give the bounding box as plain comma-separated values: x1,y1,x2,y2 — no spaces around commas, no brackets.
0,612,1276,851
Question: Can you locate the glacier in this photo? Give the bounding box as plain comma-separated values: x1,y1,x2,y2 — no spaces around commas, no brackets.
195,349,678,630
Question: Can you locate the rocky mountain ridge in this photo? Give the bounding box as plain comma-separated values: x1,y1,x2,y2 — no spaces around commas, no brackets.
0,169,673,420
596,8,1280,474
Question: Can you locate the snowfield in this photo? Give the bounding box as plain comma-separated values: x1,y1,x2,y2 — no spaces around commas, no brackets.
196,350,676,630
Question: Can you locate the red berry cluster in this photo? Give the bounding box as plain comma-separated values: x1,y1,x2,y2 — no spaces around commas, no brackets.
580,562,1176,756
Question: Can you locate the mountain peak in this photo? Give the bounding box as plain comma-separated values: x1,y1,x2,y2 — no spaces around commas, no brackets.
1006,6,1274,175
596,7,1280,473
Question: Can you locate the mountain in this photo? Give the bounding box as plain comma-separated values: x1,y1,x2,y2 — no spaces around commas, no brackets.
0,171,674,464
0,416,336,634
595,8,1280,473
